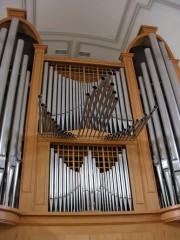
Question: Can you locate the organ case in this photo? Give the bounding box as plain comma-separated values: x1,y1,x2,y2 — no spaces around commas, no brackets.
0,8,180,240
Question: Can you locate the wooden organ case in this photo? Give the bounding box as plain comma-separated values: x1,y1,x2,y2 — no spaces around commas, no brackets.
0,8,180,240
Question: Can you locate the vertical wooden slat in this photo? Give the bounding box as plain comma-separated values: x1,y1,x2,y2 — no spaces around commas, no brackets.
19,44,47,212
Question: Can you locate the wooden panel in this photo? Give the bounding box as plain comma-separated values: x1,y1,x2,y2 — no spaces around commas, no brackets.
123,232,154,240
90,234,122,240
34,141,50,208
164,224,180,240
1,223,180,240
138,137,157,193
66,235,89,240
29,236,65,240
138,137,160,210
126,144,145,210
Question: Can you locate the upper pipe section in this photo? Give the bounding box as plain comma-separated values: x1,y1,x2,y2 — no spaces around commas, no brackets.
0,8,43,46
122,25,174,60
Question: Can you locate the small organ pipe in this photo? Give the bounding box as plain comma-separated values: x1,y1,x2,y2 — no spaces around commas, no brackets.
69,78,73,130
49,148,55,211
57,74,62,126
75,80,79,129
52,71,58,121
65,78,70,130
120,68,133,125
116,70,127,130
122,149,132,210
47,66,53,113
54,153,59,212
41,62,49,104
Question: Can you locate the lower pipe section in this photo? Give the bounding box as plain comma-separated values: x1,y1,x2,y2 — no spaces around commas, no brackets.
49,145,133,212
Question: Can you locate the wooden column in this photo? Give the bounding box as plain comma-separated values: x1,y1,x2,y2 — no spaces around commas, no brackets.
120,53,159,211
19,44,47,212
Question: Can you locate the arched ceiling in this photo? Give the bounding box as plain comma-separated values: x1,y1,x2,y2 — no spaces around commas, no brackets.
0,0,180,62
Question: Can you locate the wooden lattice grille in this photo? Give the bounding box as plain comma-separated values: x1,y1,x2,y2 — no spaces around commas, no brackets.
51,144,124,172
49,62,120,82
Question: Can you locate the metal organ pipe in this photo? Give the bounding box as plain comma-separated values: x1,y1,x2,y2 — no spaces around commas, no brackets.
138,75,172,207
159,41,180,112
0,18,19,115
3,55,29,206
0,28,7,61
0,39,24,191
11,71,30,208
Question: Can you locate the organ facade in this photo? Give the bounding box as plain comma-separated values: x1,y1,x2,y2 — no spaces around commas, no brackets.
0,8,180,240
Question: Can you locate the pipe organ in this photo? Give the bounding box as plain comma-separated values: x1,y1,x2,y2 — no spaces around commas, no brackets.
0,9,180,239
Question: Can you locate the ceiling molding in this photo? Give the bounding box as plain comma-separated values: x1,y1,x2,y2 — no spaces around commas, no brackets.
31,0,131,44
75,41,121,58
120,0,180,52
43,39,73,57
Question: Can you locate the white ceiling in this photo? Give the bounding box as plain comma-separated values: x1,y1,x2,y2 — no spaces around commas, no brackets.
0,0,180,62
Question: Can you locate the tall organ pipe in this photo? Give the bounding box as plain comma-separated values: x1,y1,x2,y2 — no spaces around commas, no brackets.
138,75,170,207
0,39,24,191
115,71,127,129
120,68,133,126
0,18,19,115
47,66,53,113
0,28,7,61
144,48,180,193
159,41,180,112
3,55,29,206
148,33,180,151
41,62,49,104
0,40,24,155
52,70,58,121
11,71,30,208
57,74,62,126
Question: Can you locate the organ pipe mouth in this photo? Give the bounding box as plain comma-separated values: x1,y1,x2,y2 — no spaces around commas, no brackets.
107,71,113,75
